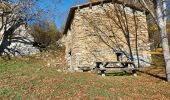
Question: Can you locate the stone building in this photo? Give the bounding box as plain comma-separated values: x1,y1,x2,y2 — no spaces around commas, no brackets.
63,0,151,71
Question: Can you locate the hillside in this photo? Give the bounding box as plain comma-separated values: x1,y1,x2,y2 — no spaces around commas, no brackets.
0,48,170,99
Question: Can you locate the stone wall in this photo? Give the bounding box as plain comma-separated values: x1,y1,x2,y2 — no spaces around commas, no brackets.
65,2,151,71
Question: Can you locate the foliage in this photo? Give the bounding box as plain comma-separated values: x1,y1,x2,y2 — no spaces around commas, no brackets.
148,20,170,49
0,0,62,56
31,21,62,51
140,0,170,82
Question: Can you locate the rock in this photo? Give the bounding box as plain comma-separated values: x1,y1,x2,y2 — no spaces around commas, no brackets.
133,73,138,77
47,63,51,67
1,25,40,56
101,74,106,77
57,69,62,72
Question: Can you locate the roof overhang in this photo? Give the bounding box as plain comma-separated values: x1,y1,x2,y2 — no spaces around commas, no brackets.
63,0,148,35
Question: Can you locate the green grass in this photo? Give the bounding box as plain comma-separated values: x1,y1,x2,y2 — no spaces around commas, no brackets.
0,89,21,100
0,54,170,100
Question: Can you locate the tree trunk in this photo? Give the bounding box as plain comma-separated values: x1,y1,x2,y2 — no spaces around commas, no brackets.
156,0,170,81
0,22,21,55
133,10,140,68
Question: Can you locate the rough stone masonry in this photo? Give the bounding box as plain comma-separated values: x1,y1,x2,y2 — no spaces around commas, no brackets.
63,0,151,71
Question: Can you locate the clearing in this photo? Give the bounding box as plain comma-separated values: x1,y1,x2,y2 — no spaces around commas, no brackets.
0,48,170,100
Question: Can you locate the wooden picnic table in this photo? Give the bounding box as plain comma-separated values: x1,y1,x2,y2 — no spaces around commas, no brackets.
95,61,135,74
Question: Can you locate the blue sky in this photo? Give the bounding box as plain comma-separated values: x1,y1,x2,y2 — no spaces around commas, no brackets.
55,0,87,28
37,0,170,29
37,0,87,29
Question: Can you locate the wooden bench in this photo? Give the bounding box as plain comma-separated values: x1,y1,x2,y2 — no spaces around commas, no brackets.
95,61,135,75
78,66,91,71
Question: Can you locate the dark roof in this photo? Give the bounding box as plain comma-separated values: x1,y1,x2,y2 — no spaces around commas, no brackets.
63,0,147,34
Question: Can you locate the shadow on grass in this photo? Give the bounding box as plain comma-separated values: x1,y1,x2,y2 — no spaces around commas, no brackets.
104,71,133,76
137,70,166,81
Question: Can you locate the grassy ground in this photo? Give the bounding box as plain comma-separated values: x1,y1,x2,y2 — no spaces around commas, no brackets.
0,50,170,100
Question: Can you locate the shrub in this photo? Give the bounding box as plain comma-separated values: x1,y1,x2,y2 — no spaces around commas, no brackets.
31,21,62,51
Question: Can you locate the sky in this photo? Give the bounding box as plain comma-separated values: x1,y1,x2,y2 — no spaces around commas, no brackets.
55,0,87,28
36,0,170,29
37,0,88,29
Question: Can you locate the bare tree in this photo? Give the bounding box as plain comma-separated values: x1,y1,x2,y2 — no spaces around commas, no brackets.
0,0,61,56
78,2,150,69
0,0,40,56
140,0,170,81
